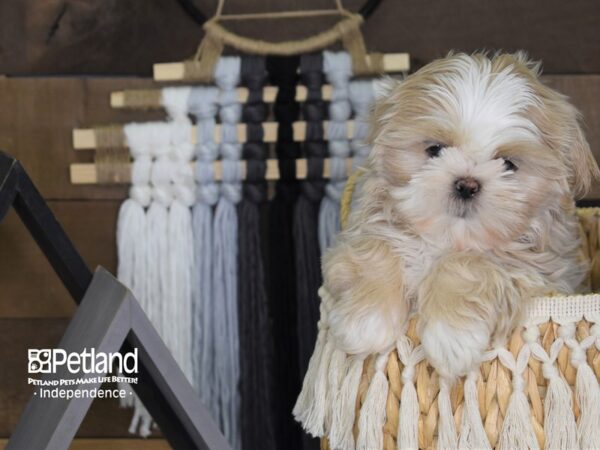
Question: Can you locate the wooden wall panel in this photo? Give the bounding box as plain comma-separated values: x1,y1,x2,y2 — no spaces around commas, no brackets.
1,0,599,75
0,319,158,437
0,202,119,318
0,77,164,200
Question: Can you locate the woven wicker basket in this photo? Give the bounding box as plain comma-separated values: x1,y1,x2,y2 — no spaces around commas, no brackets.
296,174,600,450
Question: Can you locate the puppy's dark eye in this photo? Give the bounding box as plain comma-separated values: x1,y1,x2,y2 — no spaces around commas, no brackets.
503,158,518,172
426,144,445,158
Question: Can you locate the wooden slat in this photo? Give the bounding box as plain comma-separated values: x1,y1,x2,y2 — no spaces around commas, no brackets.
72,121,356,149
0,439,170,449
153,53,410,81
111,85,334,108
69,158,354,184
1,76,600,201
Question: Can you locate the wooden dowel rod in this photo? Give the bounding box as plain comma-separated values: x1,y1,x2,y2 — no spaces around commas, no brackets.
153,53,410,81
70,158,355,184
73,121,356,149
110,85,334,109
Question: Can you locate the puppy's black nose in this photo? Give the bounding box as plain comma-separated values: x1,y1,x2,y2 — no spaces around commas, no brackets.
455,177,480,199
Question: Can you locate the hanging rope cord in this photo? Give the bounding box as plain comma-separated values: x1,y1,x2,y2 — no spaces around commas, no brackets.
174,0,383,24
183,0,383,81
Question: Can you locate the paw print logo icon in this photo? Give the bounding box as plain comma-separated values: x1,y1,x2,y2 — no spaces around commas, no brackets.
28,349,52,373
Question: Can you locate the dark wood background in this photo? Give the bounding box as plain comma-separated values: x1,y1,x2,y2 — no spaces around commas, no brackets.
0,0,599,445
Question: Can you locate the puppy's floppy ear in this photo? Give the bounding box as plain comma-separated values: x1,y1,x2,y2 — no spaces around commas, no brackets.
532,83,600,197
567,114,600,197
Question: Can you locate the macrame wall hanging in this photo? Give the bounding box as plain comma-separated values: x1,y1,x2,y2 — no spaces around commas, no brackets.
70,2,409,449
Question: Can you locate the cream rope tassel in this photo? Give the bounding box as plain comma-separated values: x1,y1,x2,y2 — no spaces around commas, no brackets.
326,348,349,432
560,323,600,449
397,336,424,450
437,377,458,450
357,351,391,450
458,369,491,450
294,288,332,436
293,296,329,426
329,356,364,450
497,346,539,450
524,325,577,450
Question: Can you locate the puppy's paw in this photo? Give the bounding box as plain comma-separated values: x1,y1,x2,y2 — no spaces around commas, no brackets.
323,236,409,356
419,320,490,379
328,294,402,356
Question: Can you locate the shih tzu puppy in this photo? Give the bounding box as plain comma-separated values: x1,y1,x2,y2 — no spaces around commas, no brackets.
323,52,599,378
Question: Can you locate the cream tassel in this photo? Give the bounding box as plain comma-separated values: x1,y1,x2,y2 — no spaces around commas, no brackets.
294,289,334,437
329,356,364,450
560,323,600,449
437,377,458,450
357,351,391,450
525,325,577,450
497,347,538,450
326,348,349,432
397,337,424,450
458,370,491,450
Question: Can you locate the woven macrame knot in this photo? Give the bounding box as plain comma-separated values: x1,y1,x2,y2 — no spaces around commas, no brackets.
523,325,540,343
215,57,241,89
220,103,242,123
591,323,600,338
189,91,219,119
152,186,173,207
329,100,352,120
196,141,219,161
197,183,219,205
328,125,351,147
162,87,192,120
221,160,242,203
512,374,525,392
172,184,196,207
559,323,576,338
542,361,559,380
171,142,195,162
129,185,152,207
329,158,349,181
220,142,242,160
131,156,152,185
402,365,415,385
570,346,587,368
349,80,375,114
324,51,352,87
325,182,345,202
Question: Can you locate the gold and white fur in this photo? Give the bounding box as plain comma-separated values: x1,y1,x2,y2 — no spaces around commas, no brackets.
323,52,600,379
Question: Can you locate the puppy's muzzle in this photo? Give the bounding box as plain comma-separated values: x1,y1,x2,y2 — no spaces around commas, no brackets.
454,177,480,200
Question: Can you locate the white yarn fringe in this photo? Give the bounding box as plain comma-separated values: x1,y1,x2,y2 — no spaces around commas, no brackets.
118,87,196,436
296,289,600,450
458,370,490,450
329,357,364,450
559,322,600,449
397,337,423,450
357,352,390,450
525,325,577,450
497,347,538,450
437,377,458,450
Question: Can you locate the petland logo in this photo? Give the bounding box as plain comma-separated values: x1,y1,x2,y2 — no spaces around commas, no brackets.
28,348,138,375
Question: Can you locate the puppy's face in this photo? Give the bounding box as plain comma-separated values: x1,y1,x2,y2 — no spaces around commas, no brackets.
369,53,599,250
